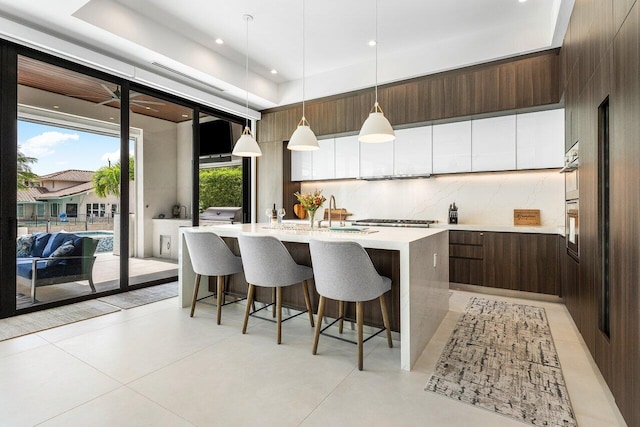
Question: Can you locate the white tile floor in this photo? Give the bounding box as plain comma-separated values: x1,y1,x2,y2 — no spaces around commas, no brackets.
0,290,627,426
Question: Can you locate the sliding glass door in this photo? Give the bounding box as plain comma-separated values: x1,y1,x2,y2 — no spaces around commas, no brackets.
14,54,123,309
0,41,252,318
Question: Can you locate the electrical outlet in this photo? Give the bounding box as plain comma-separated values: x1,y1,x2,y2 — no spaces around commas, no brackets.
433,253,438,268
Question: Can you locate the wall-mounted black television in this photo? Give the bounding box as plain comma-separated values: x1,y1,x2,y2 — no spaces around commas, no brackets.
199,119,238,157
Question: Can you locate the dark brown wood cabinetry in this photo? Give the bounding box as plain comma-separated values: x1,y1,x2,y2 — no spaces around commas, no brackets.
258,50,559,145
561,0,640,423
449,231,484,285
450,230,560,296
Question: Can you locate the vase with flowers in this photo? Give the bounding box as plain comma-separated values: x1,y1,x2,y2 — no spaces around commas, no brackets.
294,189,326,229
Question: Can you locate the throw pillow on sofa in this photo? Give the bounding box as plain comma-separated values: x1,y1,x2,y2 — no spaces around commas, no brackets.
31,233,51,258
45,241,76,267
16,235,36,257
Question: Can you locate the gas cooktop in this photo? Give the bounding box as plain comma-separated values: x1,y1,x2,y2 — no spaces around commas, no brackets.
351,219,436,228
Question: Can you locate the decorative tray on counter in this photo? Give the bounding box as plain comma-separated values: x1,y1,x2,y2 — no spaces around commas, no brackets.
261,224,377,234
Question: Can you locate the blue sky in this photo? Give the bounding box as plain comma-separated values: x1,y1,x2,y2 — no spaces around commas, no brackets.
18,121,122,176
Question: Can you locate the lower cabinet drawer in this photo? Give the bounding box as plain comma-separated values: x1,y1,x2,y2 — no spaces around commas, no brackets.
450,257,483,286
449,244,483,259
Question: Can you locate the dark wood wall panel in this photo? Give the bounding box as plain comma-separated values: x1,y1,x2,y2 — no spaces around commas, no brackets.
257,50,560,144
561,0,640,425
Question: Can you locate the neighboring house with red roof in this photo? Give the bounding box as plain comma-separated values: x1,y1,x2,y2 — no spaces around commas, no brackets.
17,169,119,221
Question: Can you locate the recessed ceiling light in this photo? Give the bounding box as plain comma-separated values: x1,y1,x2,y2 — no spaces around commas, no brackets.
109,117,115,120
181,114,189,118
53,105,59,109
270,69,278,74
145,106,151,110
368,40,377,47
518,0,527,2
215,38,224,44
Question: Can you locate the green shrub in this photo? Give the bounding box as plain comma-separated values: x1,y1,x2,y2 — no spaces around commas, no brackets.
199,166,242,212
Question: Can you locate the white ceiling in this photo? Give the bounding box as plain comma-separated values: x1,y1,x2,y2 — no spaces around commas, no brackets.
0,0,573,111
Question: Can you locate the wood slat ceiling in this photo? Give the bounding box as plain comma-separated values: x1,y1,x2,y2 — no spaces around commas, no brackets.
17,56,193,123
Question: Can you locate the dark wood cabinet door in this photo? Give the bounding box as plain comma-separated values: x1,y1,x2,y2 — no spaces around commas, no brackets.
518,233,559,294
483,232,519,290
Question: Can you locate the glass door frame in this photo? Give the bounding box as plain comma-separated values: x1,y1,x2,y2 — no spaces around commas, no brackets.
0,40,253,318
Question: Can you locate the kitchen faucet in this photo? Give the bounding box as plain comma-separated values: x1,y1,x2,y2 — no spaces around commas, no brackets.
328,195,343,228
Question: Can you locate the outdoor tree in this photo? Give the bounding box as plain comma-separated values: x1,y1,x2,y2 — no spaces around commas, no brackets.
92,157,135,198
17,148,38,189
199,166,242,211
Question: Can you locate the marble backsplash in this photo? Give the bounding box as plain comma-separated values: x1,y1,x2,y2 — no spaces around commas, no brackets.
300,169,565,227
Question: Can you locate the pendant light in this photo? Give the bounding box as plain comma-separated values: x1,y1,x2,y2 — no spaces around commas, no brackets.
287,0,319,151
232,14,262,157
358,0,395,143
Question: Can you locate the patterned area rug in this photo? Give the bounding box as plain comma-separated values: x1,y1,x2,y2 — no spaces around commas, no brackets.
425,297,577,426
97,282,177,309
0,300,120,341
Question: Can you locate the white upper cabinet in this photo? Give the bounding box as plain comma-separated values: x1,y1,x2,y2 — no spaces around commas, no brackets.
432,121,472,174
394,126,433,175
311,138,335,180
360,139,394,177
516,109,565,169
290,150,313,181
471,115,516,172
334,135,360,179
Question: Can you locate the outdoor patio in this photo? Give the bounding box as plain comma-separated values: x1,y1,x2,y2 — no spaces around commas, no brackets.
16,253,178,310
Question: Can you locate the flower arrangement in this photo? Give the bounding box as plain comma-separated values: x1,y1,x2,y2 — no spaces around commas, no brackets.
294,189,326,228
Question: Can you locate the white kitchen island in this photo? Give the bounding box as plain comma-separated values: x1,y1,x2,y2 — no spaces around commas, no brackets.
178,223,449,371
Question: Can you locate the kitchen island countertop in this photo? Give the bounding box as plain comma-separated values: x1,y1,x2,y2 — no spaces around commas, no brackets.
178,223,449,371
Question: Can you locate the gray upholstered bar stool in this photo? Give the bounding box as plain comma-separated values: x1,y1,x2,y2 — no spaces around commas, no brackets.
309,239,393,371
183,230,243,325
237,234,315,344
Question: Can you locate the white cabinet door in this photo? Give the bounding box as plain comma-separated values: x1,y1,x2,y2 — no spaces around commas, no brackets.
471,115,516,172
360,139,394,177
334,135,360,179
394,126,432,175
290,150,313,181
312,138,335,180
432,121,472,174
516,109,565,169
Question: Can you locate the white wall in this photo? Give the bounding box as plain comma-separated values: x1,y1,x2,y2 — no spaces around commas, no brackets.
176,121,193,215
130,114,179,257
300,170,564,227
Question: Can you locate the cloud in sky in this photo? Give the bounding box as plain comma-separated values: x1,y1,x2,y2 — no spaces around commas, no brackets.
20,131,79,157
101,149,120,164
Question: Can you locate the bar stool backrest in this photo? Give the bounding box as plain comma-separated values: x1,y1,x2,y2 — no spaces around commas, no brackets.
183,231,242,277
237,234,310,287
309,239,389,302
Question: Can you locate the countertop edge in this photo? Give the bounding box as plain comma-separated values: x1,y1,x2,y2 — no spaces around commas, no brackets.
431,224,565,235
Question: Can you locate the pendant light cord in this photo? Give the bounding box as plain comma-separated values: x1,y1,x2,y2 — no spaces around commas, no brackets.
375,0,378,105
245,15,250,129
302,0,306,120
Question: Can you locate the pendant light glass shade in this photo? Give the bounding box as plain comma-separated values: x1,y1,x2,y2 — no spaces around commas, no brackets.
358,0,395,144
287,0,319,151
288,116,319,150
233,14,262,157
359,102,395,143
233,126,262,157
